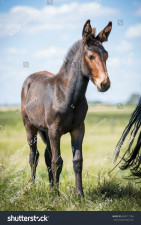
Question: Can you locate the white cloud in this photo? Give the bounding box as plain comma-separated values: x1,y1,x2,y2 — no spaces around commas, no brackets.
107,51,135,72
126,23,141,38
107,57,120,68
5,47,27,55
114,40,132,51
0,2,119,37
34,46,65,59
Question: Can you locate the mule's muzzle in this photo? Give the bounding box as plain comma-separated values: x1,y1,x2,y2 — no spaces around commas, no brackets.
98,81,110,92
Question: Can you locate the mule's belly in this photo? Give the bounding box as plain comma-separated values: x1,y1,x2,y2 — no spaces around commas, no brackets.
45,100,88,134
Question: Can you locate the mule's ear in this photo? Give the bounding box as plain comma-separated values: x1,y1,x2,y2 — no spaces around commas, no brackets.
92,27,96,36
96,21,112,43
82,19,92,44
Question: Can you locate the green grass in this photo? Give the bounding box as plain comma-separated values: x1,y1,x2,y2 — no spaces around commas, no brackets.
0,105,141,211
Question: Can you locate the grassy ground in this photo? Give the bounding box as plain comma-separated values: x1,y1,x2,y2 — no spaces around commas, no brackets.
0,104,141,211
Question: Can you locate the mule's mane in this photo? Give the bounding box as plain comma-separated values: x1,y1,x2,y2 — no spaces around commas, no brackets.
64,40,82,66
60,36,101,74
64,36,101,67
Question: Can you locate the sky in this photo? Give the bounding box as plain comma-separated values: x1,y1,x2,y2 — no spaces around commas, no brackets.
0,0,141,105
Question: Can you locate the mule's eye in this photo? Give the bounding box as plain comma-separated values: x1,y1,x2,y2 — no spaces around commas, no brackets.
88,55,95,60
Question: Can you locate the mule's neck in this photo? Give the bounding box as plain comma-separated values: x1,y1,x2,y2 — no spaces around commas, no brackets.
58,44,89,107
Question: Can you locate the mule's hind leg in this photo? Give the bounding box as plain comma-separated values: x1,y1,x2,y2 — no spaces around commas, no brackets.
44,132,54,186
25,123,39,181
48,129,63,188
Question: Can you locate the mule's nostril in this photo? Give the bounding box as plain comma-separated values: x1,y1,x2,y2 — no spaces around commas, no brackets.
100,82,106,89
99,81,110,92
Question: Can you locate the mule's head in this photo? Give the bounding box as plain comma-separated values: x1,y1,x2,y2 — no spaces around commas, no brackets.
81,20,112,92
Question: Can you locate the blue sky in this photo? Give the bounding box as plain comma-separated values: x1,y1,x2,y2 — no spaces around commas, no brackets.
0,0,141,104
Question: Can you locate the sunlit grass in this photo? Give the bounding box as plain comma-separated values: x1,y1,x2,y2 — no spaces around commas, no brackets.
0,104,140,211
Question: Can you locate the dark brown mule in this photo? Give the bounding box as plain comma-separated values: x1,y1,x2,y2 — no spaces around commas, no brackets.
21,20,112,195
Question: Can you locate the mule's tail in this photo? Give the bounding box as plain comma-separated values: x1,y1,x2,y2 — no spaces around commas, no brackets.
38,130,48,144
114,98,141,178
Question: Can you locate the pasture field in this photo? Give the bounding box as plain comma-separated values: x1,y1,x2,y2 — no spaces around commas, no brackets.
0,104,141,211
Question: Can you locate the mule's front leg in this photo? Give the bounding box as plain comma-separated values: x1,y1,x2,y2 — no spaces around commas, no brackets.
48,128,63,188
70,123,85,196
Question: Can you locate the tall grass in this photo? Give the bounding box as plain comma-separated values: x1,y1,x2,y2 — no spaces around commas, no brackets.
0,105,140,211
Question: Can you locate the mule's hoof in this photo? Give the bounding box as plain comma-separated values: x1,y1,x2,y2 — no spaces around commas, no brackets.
76,190,84,197
51,185,60,195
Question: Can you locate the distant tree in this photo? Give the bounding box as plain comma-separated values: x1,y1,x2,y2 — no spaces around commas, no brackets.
127,93,140,105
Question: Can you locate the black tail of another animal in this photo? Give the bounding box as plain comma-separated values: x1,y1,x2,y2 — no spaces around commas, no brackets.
114,98,141,178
